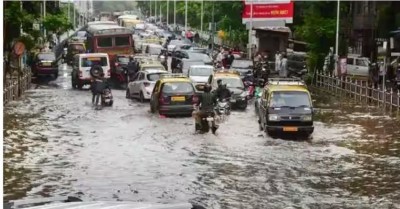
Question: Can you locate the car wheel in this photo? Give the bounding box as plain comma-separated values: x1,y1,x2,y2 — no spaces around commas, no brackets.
77,82,83,90
139,91,145,103
126,89,131,99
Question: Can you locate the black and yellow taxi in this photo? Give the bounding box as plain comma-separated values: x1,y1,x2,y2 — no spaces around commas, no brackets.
207,69,248,110
150,74,198,116
258,78,314,137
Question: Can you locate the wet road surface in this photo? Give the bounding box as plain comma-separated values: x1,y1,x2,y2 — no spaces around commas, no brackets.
4,64,400,208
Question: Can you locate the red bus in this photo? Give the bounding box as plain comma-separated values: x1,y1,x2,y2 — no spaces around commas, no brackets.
86,24,134,65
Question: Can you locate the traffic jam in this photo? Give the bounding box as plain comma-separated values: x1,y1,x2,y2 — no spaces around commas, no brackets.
5,10,400,209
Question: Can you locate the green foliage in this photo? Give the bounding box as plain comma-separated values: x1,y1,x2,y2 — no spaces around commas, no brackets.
4,1,35,31
295,2,337,71
16,35,35,51
43,12,73,36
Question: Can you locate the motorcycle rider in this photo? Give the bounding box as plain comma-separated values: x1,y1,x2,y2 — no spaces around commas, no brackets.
91,71,110,107
158,49,168,70
126,56,138,81
215,79,232,101
194,84,217,132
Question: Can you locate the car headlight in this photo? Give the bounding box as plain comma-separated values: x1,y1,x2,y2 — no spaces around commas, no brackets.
302,115,312,121
268,114,279,121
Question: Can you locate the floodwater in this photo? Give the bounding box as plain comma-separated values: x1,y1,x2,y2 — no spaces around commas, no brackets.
3,64,400,209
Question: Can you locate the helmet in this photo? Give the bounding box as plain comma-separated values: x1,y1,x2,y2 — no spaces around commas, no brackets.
204,84,211,92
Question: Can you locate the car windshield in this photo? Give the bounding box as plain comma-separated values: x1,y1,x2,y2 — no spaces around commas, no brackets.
38,53,56,61
81,57,108,67
162,82,194,94
147,73,168,81
189,67,213,77
270,91,311,108
216,77,244,88
188,53,211,62
142,66,164,71
148,46,162,55
117,57,130,64
232,60,252,68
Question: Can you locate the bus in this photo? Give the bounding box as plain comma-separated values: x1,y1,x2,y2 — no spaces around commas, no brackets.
86,24,134,64
117,15,141,29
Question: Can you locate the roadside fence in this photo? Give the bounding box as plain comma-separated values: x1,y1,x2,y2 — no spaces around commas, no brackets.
3,67,32,105
315,72,400,112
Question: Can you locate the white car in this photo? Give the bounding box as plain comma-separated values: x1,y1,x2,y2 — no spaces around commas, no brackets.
126,70,170,102
187,65,214,84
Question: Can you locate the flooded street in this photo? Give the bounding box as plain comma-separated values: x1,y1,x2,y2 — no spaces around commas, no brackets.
4,64,400,208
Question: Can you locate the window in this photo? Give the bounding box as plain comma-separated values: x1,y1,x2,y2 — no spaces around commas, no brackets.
147,73,168,81
97,37,112,47
189,67,213,77
115,36,130,46
162,82,194,94
37,53,56,61
269,91,311,108
81,57,108,67
356,59,368,67
347,58,354,65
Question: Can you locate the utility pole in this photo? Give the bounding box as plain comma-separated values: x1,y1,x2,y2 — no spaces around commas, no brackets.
185,0,188,33
73,0,76,29
20,0,23,35
159,3,161,22
68,1,70,37
201,0,204,33
335,0,340,75
174,0,176,28
248,0,253,59
211,1,215,53
43,0,46,39
155,0,157,21
166,0,169,24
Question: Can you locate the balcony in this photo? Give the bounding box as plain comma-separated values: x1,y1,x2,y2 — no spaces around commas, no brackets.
353,15,376,30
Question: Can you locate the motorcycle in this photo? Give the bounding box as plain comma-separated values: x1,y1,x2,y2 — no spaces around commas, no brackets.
194,106,218,134
215,98,231,117
101,88,113,107
244,80,255,99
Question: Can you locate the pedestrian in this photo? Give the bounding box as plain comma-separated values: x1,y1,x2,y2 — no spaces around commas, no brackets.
279,53,288,78
194,32,200,43
275,51,281,73
227,50,235,68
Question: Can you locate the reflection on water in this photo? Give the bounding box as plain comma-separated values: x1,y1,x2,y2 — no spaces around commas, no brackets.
3,87,400,208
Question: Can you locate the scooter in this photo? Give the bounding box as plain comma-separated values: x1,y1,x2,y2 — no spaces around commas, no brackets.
216,98,231,115
101,88,113,106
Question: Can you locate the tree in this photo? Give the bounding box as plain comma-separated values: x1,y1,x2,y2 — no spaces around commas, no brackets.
43,11,73,41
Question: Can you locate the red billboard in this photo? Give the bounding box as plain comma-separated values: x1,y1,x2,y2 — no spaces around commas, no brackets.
242,1,294,23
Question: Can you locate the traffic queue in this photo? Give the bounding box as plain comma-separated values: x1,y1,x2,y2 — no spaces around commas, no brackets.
58,16,315,137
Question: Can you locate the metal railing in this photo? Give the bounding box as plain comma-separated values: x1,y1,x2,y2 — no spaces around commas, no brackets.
3,68,32,105
315,72,400,111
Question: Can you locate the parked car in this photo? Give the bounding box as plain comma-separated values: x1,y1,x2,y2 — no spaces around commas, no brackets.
345,55,370,77
126,69,169,102
32,52,59,78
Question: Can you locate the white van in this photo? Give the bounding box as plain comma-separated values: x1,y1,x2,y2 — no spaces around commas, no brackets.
346,55,370,77
71,53,110,89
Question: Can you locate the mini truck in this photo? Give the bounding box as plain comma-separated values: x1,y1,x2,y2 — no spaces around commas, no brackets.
258,78,314,137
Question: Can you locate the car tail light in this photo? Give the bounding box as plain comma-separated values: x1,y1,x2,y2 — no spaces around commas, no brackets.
79,70,83,77
143,82,150,87
192,95,199,104
159,93,170,105
115,63,119,67
107,69,110,76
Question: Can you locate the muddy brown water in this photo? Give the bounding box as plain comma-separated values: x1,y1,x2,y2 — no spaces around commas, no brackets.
3,64,400,208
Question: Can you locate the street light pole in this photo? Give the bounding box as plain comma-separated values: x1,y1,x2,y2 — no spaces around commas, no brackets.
185,0,188,33
174,0,176,27
159,3,161,22
155,0,157,20
167,0,169,24
150,0,152,17
211,1,215,53
201,0,204,33
43,0,46,39
335,0,340,75
73,0,76,29
248,0,253,59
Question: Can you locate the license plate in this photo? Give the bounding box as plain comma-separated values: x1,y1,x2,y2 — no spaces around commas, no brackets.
171,96,185,102
230,99,236,103
42,62,51,66
206,117,214,121
283,127,298,132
